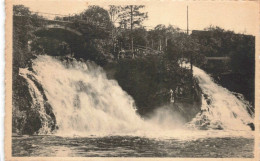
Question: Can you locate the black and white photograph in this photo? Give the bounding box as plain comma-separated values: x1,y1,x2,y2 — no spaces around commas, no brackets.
5,0,259,159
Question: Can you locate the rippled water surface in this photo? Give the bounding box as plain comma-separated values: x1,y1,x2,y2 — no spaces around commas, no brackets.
12,136,254,157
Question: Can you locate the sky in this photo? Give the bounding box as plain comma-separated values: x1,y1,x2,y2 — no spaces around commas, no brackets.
13,0,259,36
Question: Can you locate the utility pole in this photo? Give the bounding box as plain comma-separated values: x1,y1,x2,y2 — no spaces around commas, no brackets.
187,6,189,35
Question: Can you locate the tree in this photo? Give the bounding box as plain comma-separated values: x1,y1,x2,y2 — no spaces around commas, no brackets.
108,5,122,25
13,5,34,47
108,6,122,56
118,5,148,56
81,6,112,28
13,5,31,16
147,25,181,51
132,27,148,47
153,24,167,51
118,5,148,29
65,5,114,64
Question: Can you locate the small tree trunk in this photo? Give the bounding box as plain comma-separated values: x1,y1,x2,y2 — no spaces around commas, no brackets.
190,52,193,72
130,5,134,58
165,37,168,51
159,39,162,51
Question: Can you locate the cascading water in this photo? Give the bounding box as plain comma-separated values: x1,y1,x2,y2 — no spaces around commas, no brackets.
19,55,254,137
188,66,254,131
19,68,54,134
22,55,149,136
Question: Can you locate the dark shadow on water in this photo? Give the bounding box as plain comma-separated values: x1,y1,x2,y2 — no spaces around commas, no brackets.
12,135,254,158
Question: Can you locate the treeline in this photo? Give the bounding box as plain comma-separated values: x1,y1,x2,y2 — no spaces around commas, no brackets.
55,5,255,107
191,26,255,105
13,4,255,105
13,4,255,65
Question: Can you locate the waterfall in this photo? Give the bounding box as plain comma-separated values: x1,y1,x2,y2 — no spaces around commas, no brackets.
187,66,254,131
24,55,149,136
18,55,253,137
19,68,54,134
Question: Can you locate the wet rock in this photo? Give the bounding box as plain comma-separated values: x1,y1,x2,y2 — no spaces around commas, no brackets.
13,73,57,135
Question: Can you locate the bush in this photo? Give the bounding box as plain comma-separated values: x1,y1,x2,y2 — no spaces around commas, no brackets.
114,55,193,113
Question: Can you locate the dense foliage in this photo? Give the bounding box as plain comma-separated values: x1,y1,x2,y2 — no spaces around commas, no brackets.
192,26,255,104
113,55,200,115
13,5,39,134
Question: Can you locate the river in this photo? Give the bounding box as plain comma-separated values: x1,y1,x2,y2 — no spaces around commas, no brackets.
13,55,254,157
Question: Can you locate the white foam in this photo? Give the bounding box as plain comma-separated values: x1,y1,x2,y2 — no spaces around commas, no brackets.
19,55,253,138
